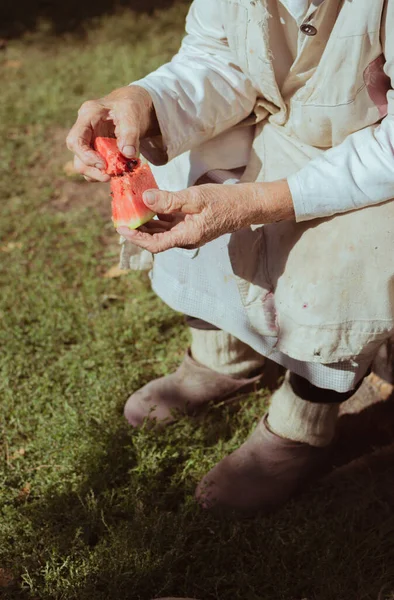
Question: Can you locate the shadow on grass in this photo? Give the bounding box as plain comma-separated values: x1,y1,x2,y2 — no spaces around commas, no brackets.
0,0,188,39
333,393,394,468
7,394,394,600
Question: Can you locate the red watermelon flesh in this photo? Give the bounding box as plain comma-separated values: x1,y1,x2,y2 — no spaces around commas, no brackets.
111,164,157,229
94,136,156,229
94,137,129,176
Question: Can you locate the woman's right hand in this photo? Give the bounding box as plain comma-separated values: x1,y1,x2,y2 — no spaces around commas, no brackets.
66,85,157,182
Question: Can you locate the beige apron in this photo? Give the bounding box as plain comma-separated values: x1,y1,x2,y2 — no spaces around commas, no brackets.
121,0,394,384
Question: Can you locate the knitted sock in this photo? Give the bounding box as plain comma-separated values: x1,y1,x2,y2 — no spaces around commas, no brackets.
267,373,339,447
190,328,264,379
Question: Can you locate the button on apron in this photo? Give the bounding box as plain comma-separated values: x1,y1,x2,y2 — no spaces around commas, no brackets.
300,23,317,35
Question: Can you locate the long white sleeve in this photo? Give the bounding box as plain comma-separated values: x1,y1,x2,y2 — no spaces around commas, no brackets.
287,2,394,222
132,0,257,164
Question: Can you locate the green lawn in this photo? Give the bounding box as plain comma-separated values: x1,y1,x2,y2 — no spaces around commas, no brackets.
1,4,394,599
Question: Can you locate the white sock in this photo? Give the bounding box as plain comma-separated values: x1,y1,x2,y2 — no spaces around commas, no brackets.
190,328,264,379
267,373,339,447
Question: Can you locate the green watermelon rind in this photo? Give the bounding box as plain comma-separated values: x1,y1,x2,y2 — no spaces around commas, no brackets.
112,210,156,230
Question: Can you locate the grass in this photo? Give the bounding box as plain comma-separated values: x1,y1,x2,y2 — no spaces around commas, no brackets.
1,3,394,599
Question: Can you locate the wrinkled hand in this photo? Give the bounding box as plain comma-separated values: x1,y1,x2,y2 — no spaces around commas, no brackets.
117,180,294,253
66,85,157,182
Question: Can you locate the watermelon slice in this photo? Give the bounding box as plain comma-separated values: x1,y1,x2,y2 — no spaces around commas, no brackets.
94,136,156,229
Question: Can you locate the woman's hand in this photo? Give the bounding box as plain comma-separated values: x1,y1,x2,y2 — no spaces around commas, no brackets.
117,180,295,253
66,85,158,182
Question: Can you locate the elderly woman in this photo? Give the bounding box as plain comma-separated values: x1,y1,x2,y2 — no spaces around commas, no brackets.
67,0,394,513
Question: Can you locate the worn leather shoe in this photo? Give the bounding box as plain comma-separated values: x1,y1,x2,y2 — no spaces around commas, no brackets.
124,350,263,427
196,415,329,514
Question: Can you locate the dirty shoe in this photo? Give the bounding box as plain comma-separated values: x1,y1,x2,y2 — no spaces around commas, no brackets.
196,415,329,514
124,350,263,427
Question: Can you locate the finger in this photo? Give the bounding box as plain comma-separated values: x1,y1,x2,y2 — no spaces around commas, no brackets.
116,227,138,240
145,231,195,253
68,123,106,168
117,225,199,254
66,119,106,170
66,101,108,169
116,228,178,245
142,189,203,215
74,156,110,182
108,103,140,158
117,224,173,237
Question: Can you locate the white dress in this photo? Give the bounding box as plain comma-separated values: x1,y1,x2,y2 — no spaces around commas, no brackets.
120,0,393,392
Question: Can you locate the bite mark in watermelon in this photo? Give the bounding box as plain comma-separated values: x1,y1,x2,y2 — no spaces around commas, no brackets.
94,137,130,176
94,136,156,229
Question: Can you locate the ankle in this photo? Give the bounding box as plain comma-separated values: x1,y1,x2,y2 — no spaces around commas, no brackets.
267,373,339,447
190,328,264,379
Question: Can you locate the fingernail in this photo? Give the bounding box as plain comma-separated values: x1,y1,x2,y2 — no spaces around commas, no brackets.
95,162,105,170
143,190,156,205
117,227,136,237
122,145,136,158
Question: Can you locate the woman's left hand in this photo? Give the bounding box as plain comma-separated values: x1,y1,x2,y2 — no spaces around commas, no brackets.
117,180,295,254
